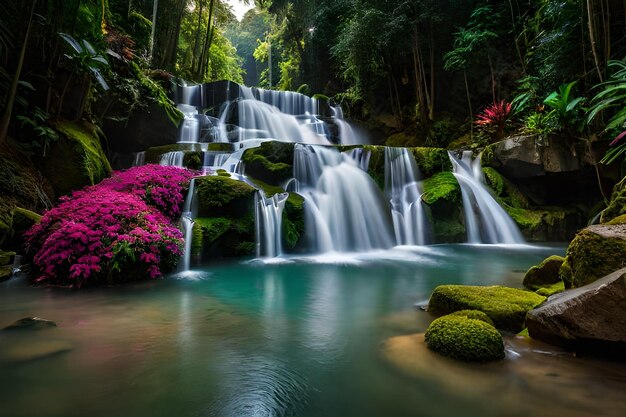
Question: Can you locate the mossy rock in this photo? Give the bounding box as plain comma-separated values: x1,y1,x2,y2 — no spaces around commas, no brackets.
284,192,305,250
0,250,16,266
242,141,294,184
208,143,235,152
0,264,12,281
44,120,111,197
559,225,626,288
535,281,565,297
506,206,579,242
428,285,546,332
411,147,452,178
195,176,256,217
606,214,626,225
192,215,256,258
3,207,42,251
481,166,529,209
422,172,460,206
601,177,626,223
143,143,204,165
523,255,564,291
385,132,419,147
424,315,505,362
447,309,495,327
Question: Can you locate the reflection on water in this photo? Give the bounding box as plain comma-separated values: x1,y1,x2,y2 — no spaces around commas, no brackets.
1,244,625,417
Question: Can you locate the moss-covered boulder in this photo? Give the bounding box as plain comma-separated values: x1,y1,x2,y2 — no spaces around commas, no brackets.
447,309,495,327
422,172,465,242
560,224,626,288
242,141,294,184
506,206,580,241
428,285,546,332
1,207,42,251
0,250,15,281
195,175,256,217
535,281,565,297
523,255,564,291
424,315,505,362
44,120,111,197
143,143,205,167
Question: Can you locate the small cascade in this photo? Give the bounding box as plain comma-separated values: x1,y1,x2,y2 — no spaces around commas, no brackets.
132,151,145,167
202,152,231,170
241,86,319,115
160,152,185,167
180,178,197,272
255,191,289,257
178,106,200,143
293,144,394,252
345,147,371,172
385,148,430,245
449,151,525,244
237,100,330,144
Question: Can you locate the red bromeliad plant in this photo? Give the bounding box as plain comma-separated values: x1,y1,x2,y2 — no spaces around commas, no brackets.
25,165,195,287
475,100,513,140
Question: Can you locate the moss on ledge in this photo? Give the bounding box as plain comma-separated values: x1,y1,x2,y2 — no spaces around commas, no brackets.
241,141,294,184
195,176,256,217
428,285,546,332
44,120,111,196
424,315,505,362
411,147,452,178
422,172,460,206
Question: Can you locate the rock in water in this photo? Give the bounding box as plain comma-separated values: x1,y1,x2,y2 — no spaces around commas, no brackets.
3,317,58,331
526,268,626,357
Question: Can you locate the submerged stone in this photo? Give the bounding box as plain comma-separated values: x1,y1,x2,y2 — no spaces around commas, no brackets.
428,285,546,332
3,317,58,331
526,268,626,357
2,340,73,363
425,315,504,362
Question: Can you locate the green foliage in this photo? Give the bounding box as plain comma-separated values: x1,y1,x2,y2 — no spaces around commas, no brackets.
522,111,558,135
425,315,504,362
16,107,59,156
543,81,584,131
59,33,110,90
428,284,546,332
129,61,183,127
601,177,626,223
411,147,452,177
426,118,461,147
587,59,626,164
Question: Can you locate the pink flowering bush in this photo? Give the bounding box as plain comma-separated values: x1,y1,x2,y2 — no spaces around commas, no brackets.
25,165,195,287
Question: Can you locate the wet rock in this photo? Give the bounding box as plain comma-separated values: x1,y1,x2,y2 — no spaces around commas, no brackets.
526,268,626,357
3,317,58,331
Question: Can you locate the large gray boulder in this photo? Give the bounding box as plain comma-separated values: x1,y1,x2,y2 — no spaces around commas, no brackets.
526,268,626,357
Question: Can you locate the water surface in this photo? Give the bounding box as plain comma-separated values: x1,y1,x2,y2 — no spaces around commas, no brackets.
1,244,625,417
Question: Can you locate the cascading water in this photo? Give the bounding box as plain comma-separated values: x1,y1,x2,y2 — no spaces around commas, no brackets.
160,151,185,167
255,191,289,257
385,147,430,245
180,178,197,271
449,151,525,244
345,147,371,171
293,144,394,252
132,151,145,167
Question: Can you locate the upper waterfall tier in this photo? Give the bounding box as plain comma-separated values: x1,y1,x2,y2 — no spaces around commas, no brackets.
171,80,366,145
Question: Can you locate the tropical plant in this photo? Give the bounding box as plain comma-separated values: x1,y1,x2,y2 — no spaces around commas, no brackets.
57,32,110,119
522,111,558,136
475,100,512,140
16,107,58,156
542,81,584,132
587,59,626,164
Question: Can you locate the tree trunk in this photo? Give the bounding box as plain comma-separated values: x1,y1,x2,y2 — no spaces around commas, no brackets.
196,0,216,80
488,53,496,102
464,71,473,139
149,0,158,61
587,0,604,82
191,0,205,75
0,0,37,143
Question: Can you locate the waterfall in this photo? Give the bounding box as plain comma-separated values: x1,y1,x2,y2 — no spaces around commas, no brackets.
180,179,197,272
293,144,394,252
132,151,145,167
345,147,371,171
385,147,430,245
255,192,289,257
160,151,185,167
449,151,524,244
